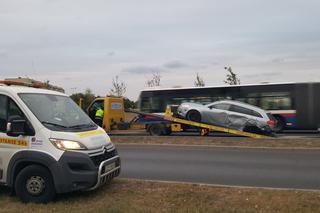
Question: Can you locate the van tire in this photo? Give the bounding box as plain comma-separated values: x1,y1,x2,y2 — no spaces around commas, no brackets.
15,165,56,203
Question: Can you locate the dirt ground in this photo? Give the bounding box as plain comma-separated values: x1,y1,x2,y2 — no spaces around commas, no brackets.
111,135,320,148
1,179,320,213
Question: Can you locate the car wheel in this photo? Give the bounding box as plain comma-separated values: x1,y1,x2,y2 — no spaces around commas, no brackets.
15,165,56,203
186,110,201,122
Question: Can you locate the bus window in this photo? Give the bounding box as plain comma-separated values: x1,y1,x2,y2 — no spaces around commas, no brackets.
150,97,162,112
247,98,258,106
141,98,152,112
260,93,292,110
170,97,190,105
191,97,212,105
141,97,166,113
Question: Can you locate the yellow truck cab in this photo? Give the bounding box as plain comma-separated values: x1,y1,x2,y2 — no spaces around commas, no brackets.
0,81,121,203
87,97,125,132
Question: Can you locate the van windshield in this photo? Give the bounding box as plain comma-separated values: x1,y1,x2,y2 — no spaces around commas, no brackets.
19,93,97,132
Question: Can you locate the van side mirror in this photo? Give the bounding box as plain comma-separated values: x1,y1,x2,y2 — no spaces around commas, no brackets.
7,119,27,137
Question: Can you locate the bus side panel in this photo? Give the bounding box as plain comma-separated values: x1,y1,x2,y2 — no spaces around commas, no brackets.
294,83,317,129
313,83,320,129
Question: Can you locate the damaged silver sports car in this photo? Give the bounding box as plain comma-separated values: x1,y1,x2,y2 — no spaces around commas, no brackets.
177,100,277,133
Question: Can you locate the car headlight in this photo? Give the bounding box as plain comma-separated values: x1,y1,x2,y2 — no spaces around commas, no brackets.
50,138,87,150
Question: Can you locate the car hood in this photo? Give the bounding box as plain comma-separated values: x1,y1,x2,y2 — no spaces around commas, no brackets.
50,128,112,150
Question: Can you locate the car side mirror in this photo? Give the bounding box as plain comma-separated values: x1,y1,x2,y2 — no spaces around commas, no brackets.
7,119,27,137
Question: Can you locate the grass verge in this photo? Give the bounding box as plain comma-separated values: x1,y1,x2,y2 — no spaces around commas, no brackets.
0,179,319,213
111,136,320,148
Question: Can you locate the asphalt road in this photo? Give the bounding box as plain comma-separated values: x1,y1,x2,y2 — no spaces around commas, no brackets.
117,144,320,190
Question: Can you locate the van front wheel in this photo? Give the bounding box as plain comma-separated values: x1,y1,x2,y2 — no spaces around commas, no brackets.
15,165,56,203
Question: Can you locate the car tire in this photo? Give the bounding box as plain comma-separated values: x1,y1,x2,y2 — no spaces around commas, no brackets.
186,110,201,122
15,165,56,203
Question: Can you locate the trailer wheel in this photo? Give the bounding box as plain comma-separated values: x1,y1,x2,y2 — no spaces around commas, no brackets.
148,124,164,136
163,127,172,135
15,165,56,203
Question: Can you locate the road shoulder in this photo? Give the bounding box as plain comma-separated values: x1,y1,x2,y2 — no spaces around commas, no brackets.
111,135,320,149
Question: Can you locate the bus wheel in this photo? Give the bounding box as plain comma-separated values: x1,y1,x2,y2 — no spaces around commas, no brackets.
274,116,285,133
15,165,56,203
187,110,201,122
148,124,164,136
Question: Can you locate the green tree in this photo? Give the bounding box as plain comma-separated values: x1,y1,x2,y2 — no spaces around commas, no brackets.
124,98,137,110
224,66,240,85
70,88,96,110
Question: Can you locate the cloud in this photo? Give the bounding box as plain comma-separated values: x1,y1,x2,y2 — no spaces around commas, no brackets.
0,49,8,58
122,66,164,74
243,71,282,79
107,51,115,56
122,60,190,75
163,60,189,69
271,58,286,64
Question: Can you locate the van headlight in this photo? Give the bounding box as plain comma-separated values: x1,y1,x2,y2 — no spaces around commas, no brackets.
50,138,87,150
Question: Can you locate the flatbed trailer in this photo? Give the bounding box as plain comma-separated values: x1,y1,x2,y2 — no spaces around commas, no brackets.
87,97,272,139
130,107,272,138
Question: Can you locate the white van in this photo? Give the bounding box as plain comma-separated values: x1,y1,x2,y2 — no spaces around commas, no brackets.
0,84,121,203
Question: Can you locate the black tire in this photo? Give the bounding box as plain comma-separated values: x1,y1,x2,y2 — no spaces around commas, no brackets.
186,110,201,122
15,165,56,203
148,124,164,136
117,122,130,130
163,127,172,136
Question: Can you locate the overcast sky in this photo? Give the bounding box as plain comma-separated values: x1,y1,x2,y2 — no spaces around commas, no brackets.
1,0,320,99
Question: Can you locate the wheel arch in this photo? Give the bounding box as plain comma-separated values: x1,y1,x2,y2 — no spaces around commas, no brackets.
186,109,202,121
7,151,57,188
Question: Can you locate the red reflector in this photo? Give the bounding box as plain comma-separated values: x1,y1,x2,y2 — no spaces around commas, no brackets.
267,120,277,126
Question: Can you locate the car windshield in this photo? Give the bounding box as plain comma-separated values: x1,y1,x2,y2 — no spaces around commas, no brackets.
19,93,97,132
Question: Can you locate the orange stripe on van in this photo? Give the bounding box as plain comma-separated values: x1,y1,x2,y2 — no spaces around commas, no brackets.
0,138,28,146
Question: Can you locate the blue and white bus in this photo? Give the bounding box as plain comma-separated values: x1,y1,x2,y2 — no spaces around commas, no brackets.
137,82,320,131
